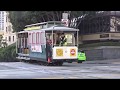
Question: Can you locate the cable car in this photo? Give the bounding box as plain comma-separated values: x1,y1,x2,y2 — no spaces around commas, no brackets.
16,21,79,66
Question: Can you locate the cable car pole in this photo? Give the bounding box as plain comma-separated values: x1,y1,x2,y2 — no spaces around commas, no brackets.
52,28,53,47
16,32,18,54
77,30,78,47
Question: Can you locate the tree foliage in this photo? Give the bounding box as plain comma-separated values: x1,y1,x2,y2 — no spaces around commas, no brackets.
8,11,65,32
0,43,18,62
0,35,3,47
8,11,98,32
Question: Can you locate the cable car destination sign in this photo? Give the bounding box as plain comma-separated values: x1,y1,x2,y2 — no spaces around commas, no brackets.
24,26,41,31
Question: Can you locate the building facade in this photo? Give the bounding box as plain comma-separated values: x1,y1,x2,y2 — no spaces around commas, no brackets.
76,11,120,44
0,11,16,46
0,11,6,35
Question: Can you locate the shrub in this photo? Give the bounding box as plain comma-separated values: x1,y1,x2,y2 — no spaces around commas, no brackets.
0,43,18,62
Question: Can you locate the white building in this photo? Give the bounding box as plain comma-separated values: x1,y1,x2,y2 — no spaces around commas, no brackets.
0,11,16,46
0,11,6,35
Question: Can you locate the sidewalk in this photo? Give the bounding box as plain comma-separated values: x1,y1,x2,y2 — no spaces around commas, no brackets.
83,58,120,64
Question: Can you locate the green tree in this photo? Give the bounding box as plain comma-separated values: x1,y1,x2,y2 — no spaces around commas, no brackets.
0,35,3,47
8,11,64,32
8,11,99,32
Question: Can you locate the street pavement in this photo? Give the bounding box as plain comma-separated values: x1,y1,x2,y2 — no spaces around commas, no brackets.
0,59,120,79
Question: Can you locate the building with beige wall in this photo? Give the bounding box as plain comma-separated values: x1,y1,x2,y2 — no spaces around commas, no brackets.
0,11,16,46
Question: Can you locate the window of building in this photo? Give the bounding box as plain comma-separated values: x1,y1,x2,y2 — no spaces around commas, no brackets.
2,27,4,30
6,27,7,31
13,36,14,42
8,26,11,31
6,17,7,22
9,36,11,42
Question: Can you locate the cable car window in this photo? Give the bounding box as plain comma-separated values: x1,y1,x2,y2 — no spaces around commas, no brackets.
65,34,73,43
43,25,47,29
32,32,36,44
47,23,54,28
25,33,28,38
46,33,50,40
28,33,32,44
18,34,22,38
56,22,65,26
39,32,41,44
25,38,28,48
22,38,24,48
58,33,75,46
40,32,45,44
36,32,39,44
18,38,21,48
21,33,24,38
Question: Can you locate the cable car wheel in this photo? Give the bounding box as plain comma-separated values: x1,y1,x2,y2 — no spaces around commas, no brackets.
20,59,63,66
54,61,63,66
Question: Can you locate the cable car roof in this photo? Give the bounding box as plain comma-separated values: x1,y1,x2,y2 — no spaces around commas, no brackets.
19,25,79,34
27,25,79,32
42,25,79,31
25,21,64,27
18,30,28,33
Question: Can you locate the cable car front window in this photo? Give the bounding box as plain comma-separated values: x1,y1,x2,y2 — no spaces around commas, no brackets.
55,32,76,46
46,32,77,46
65,34,73,44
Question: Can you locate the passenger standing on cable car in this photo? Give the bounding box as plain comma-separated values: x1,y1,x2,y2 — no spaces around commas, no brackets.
46,37,52,58
59,33,67,46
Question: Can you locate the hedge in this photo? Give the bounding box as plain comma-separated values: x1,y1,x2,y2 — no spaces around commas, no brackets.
0,43,18,62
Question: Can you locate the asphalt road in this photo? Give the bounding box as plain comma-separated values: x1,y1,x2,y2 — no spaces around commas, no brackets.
0,60,120,79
